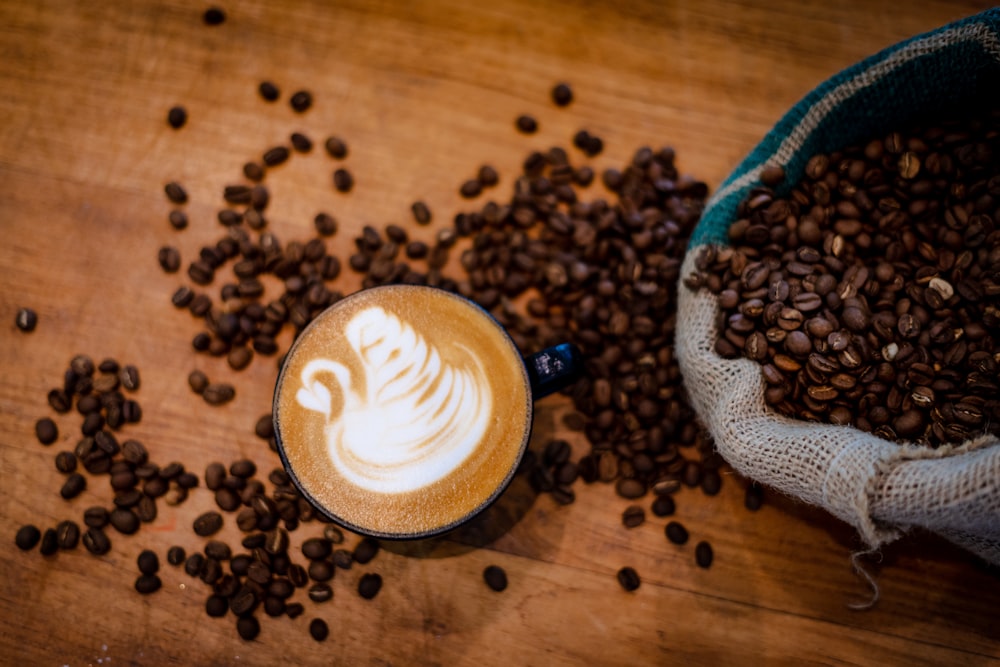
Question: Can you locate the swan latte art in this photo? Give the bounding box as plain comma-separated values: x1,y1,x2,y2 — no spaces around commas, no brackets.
274,285,532,538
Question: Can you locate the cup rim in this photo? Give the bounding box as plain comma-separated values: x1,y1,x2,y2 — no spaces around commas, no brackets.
271,284,534,541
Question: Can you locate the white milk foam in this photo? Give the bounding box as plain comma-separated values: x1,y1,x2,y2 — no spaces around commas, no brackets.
294,306,492,494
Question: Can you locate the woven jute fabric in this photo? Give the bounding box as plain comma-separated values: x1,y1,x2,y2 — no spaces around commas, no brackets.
677,9,1000,566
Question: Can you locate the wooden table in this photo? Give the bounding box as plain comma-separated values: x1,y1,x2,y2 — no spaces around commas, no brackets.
1,1,998,664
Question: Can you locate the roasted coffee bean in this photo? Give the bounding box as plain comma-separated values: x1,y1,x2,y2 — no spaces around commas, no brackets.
333,168,353,192
616,566,640,592
701,469,722,496
263,146,290,167
167,106,187,128
290,132,313,152
193,511,223,537
158,246,181,273
187,370,210,394
83,506,109,528
38,528,58,556
483,565,508,592
515,114,539,134
308,559,334,582
82,527,111,555
411,201,432,225
744,485,764,511
357,573,382,600
551,82,573,106
205,594,228,618
308,584,333,603
302,538,331,560
137,549,160,574
324,136,348,159
134,574,162,595
258,81,279,101
665,521,689,545
47,389,71,413
36,418,58,445
230,459,256,479
203,6,225,24
60,473,86,500
184,552,205,577
323,525,345,545
353,538,379,565
236,616,260,641
16,308,37,332
15,525,41,551
651,494,676,517
164,181,188,204
109,508,139,535
290,90,312,112
459,179,482,198
167,546,186,566
203,383,235,405
622,505,645,528
695,541,714,568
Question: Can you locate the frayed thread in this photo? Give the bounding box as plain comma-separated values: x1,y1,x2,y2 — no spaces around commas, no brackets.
847,549,882,611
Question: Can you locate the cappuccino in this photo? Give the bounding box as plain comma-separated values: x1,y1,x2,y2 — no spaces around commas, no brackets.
273,285,532,538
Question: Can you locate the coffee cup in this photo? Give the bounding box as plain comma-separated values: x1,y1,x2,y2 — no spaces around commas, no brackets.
272,284,582,540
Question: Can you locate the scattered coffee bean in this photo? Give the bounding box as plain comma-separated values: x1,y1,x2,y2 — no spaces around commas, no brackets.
308,584,333,603
515,114,538,134
333,168,353,193
167,546,186,566
193,511,224,537
551,82,573,106
110,508,139,535
158,246,181,273
665,521,689,545
290,132,313,153
357,572,382,600
167,106,187,129
353,538,379,565
55,451,77,473
744,485,764,511
309,618,329,641
206,594,228,617
203,383,235,405
60,473,86,500
616,566,640,592
258,81,279,102
55,520,80,550
82,527,111,555
622,505,645,528
15,525,41,551
483,565,508,592
290,90,312,113
16,308,37,332
236,615,260,641
203,7,225,25
324,136,348,159
83,506,109,529
651,495,676,517
695,541,714,569
263,146,290,167
39,528,58,556
35,418,58,445
164,182,188,204
137,549,160,575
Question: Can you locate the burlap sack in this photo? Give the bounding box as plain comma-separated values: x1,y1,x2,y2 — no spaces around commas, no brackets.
676,9,1000,568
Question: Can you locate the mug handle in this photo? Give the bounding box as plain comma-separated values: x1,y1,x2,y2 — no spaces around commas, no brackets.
524,343,584,399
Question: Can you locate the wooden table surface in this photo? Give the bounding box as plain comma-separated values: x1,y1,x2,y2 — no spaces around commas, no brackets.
1,1,998,665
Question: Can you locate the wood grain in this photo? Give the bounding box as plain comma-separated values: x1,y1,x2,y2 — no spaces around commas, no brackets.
1,1,998,665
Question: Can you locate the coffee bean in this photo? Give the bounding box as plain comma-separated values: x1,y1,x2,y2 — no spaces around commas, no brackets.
53,520,79,550
410,201,432,225
15,525,41,551
515,114,538,134
701,469,722,496
665,521,689,545
35,418,58,445
290,90,313,113
119,365,140,391
324,136,348,159
263,146,290,167
308,559,334,582
203,7,225,25
236,615,260,641
310,618,330,641
651,494,676,517
353,538,379,565
357,573,382,600
188,370,209,395
308,584,333,603
47,389,71,413
167,546,186,566
695,541,714,568
203,383,235,405
167,106,187,129
302,538,331,561
744,485,764,511
204,594,228,618
82,527,111,555
258,81,279,102
459,179,482,198
164,182,197,211
622,505,645,528
109,508,139,535
137,549,160,575
60,473,86,499
38,528,58,556
290,132,313,153
158,246,181,273
483,565,508,592
194,511,223,537
333,168,353,193
16,308,37,332
551,82,573,106
616,566,640,592
615,478,646,499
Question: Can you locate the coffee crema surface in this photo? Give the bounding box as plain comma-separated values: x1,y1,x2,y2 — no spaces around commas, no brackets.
274,285,531,537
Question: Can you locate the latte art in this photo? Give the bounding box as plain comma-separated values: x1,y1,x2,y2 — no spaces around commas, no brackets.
295,306,492,494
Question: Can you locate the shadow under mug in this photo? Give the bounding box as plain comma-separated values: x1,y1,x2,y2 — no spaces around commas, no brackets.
272,284,582,540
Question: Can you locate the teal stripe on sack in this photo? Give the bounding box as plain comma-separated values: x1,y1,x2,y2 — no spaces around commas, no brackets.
690,8,1000,248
